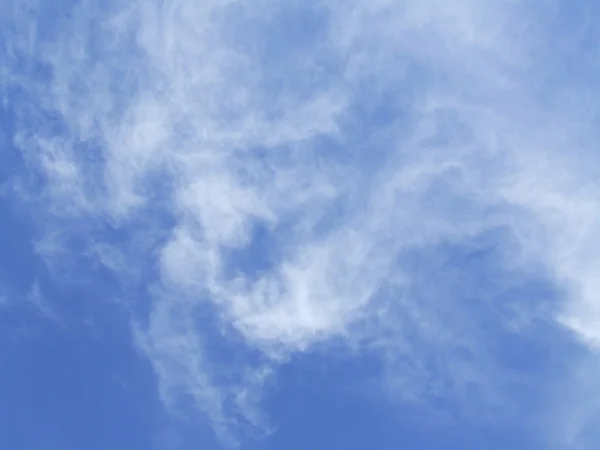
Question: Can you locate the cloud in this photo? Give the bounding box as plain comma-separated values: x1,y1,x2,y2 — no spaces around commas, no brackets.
4,0,600,446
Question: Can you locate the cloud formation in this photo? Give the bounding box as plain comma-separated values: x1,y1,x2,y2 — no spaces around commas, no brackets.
3,0,600,446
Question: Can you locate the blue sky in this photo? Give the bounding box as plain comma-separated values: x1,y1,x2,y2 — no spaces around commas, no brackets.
2,0,600,449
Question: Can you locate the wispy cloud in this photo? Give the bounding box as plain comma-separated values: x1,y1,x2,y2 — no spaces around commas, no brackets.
3,0,600,447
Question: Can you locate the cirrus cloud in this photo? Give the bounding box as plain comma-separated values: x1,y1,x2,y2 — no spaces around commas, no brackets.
3,0,600,447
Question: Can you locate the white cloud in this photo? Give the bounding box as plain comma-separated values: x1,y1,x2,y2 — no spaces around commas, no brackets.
4,0,600,446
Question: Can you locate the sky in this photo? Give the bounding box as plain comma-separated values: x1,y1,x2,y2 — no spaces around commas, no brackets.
2,0,600,449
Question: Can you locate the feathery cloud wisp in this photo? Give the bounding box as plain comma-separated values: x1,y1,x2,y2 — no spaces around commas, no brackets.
3,0,600,446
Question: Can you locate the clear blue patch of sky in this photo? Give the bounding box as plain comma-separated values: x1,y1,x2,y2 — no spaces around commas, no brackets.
0,306,163,450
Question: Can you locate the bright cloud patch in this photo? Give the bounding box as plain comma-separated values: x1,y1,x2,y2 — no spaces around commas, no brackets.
2,0,600,448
